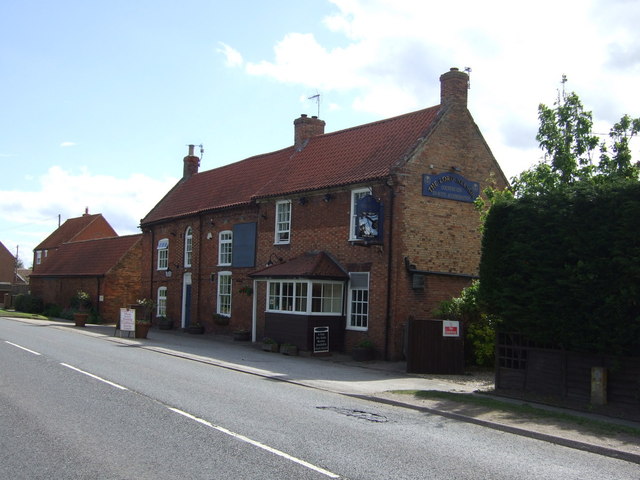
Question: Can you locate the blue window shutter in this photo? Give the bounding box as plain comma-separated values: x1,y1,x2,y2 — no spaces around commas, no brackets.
232,222,257,267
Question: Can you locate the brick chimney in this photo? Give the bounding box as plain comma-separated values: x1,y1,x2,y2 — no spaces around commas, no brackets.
294,114,325,150
183,144,200,179
440,67,469,107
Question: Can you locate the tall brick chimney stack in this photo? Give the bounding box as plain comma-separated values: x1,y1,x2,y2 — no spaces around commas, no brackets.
294,114,325,150
183,144,200,179
440,67,469,107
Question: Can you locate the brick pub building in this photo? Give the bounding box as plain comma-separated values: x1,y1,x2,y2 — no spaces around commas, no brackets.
140,68,507,360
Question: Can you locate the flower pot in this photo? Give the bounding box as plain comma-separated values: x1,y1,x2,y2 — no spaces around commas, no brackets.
262,342,279,352
187,325,205,334
135,322,150,339
158,318,173,330
74,312,88,327
233,331,251,341
280,344,298,356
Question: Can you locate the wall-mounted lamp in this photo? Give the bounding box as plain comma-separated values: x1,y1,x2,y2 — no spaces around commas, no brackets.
298,197,308,205
165,269,173,278
206,232,213,240
261,213,268,220
266,253,284,267
323,193,333,202
210,219,215,226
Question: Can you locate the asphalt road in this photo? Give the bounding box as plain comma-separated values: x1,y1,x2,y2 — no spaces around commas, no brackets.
1,318,638,479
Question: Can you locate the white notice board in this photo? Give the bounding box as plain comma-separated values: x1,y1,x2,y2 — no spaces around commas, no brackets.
120,308,136,332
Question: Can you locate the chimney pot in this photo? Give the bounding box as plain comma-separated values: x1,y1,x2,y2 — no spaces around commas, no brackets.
294,114,325,150
183,144,200,179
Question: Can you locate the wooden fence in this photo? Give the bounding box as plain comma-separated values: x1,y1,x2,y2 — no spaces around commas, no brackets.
496,333,640,407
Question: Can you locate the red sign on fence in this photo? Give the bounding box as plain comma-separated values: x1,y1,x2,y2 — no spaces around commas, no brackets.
443,320,460,337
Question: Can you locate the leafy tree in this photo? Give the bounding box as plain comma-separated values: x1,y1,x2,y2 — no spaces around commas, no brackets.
511,78,639,196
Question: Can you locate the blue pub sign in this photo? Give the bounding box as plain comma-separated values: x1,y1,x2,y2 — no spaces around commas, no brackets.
355,194,383,243
422,172,480,203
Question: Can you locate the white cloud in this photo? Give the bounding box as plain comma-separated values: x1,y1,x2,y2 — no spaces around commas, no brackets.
217,42,244,68
0,166,178,257
60,142,76,147
224,0,640,179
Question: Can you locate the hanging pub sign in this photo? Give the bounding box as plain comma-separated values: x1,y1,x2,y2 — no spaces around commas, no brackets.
422,172,480,203
355,194,383,243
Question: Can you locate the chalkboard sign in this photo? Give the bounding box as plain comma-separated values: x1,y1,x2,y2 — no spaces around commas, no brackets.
314,326,329,353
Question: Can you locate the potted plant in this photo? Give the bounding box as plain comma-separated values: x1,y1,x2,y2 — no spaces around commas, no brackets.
213,313,230,326
133,298,154,338
262,337,279,352
157,316,173,330
233,329,251,341
187,322,205,334
280,343,298,356
352,338,375,361
238,285,253,296
73,290,91,327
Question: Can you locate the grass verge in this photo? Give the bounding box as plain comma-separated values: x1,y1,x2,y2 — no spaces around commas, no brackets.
390,389,640,437
0,309,49,320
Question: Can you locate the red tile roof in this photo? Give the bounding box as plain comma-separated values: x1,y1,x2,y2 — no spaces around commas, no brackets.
30,235,141,277
141,106,441,225
35,214,117,250
250,251,349,280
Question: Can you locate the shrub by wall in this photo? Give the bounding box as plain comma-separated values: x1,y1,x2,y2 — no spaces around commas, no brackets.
480,181,640,357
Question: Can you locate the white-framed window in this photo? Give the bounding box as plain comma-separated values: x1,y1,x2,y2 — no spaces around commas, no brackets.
217,272,232,316
311,282,343,314
218,230,233,266
350,187,372,240
267,279,343,315
184,227,193,267
36,250,42,265
157,238,169,270
275,200,291,244
157,286,167,317
347,272,369,330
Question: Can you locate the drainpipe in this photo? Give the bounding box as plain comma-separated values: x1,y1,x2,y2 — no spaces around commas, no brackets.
384,179,396,361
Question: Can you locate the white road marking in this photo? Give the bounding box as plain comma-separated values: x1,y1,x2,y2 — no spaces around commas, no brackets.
169,407,341,479
5,341,41,356
60,363,128,391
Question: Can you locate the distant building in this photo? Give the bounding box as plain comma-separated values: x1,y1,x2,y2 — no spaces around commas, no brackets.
140,68,507,359
32,210,117,272
30,213,142,323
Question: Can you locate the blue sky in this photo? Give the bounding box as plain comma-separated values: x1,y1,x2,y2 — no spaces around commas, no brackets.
2,0,639,266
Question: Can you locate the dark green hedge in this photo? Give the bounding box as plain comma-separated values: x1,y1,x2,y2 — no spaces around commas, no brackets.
479,182,640,356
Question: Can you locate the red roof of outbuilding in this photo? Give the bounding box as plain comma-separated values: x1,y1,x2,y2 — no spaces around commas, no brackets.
35,214,117,250
141,106,441,225
30,235,142,277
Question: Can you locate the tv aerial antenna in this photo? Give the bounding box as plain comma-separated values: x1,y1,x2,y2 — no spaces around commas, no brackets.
308,91,321,118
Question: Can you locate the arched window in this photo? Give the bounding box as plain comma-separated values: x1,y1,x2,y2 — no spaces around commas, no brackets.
184,227,193,267
157,286,167,317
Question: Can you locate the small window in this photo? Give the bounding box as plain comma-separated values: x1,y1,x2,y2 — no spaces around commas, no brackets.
36,250,42,265
184,227,193,267
157,238,169,270
347,272,369,330
350,188,372,240
217,272,232,316
218,230,232,266
275,200,291,244
157,286,167,317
